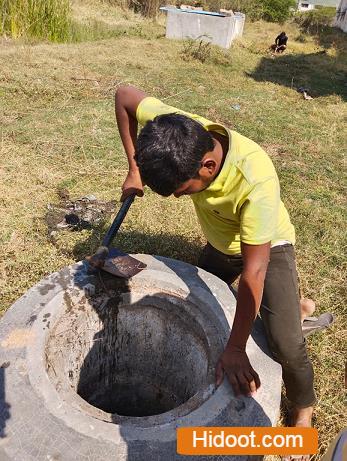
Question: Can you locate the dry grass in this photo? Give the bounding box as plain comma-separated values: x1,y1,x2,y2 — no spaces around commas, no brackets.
71,0,166,27
0,3,346,458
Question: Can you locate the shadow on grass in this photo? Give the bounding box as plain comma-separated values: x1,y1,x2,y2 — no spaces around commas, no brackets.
248,51,347,100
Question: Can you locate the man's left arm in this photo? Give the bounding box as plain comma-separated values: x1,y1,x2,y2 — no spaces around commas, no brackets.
215,241,270,396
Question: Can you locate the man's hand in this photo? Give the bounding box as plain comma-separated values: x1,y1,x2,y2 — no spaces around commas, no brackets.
215,242,269,397
215,346,261,396
121,170,144,201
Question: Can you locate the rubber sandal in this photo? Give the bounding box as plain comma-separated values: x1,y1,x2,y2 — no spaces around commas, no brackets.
302,312,335,338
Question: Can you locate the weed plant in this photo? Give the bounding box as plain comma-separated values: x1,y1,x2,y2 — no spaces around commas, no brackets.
181,38,212,63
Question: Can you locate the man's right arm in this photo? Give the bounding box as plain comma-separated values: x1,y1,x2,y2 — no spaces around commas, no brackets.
115,85,147,201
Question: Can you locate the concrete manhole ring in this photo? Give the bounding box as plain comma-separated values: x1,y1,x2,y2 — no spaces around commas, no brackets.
0,255,281,460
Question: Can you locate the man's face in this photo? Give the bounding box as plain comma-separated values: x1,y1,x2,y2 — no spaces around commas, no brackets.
172,148,220,198
173,176,210,198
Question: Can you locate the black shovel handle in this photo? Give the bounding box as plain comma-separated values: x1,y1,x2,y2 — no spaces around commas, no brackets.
102,194,135,248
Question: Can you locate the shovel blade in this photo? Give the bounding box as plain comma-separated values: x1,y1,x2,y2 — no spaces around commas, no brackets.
86,247,146,279
102,253,146,278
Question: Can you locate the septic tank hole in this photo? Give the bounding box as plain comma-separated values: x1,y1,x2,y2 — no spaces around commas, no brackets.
46,289,210,418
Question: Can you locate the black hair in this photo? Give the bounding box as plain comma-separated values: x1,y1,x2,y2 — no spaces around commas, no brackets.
134,113,214,196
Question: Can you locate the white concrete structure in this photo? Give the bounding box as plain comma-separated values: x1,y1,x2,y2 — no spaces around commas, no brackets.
335,0,347,31
297,0,339,10
298,2,315,11
161,7,245,49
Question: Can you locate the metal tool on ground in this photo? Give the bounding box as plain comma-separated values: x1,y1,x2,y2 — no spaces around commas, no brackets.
86,194,146,278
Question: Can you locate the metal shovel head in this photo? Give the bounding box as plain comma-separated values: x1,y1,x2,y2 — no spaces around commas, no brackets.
87,247,146,279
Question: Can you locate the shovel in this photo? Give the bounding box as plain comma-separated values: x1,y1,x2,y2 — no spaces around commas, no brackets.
86,194,146,278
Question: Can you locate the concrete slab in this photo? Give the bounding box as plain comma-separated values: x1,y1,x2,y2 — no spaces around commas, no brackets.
0,255,281,460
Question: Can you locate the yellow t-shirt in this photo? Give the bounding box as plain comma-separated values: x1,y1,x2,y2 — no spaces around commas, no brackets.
136,97,295,255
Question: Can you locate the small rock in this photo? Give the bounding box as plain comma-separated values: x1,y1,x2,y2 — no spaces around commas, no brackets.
80,194,97,202
56,220,71,230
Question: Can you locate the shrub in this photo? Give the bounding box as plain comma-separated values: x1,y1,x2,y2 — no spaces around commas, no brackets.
261,0,297,23
0,0,71,42
180,1,297,22
294,7,337,34
181,37,212,63
103,0,297,22
103,0,161,18
174,1,261,18
136,0,161,18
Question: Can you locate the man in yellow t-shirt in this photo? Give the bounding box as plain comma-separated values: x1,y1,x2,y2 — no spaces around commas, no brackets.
115,85,316,433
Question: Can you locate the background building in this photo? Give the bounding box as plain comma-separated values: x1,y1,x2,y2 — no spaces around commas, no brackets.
297,0,339,11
